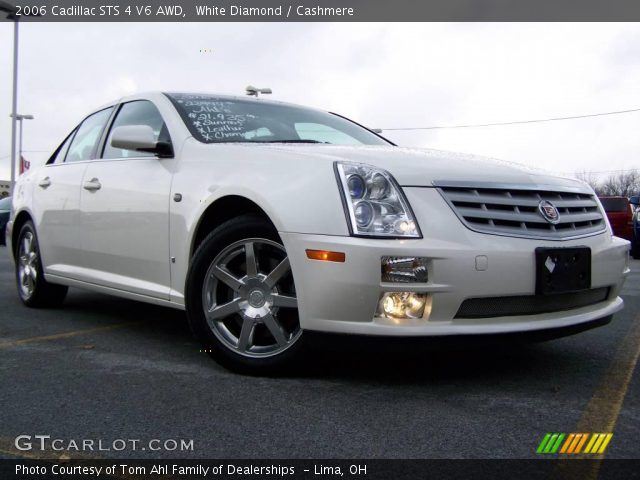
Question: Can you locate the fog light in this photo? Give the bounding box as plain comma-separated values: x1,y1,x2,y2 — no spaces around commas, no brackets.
377,292,430,320
381,256,428,283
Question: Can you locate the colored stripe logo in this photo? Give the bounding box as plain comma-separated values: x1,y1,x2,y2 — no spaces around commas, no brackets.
536,433,612,454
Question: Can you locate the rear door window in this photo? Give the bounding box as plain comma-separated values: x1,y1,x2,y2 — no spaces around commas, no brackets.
65,108,113,163
47,130,76,164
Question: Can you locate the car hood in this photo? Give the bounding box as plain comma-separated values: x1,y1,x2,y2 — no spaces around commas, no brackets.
238,144,588,191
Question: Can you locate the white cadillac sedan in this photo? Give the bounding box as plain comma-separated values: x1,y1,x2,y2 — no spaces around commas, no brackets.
6,92,630,373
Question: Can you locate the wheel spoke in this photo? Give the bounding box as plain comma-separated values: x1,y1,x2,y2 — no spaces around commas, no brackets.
272,294,298,309
237,318,255,352
202,237,302,357
212,266,244,291
207,298,241,320
264,257,290,288
22,236,30,255
29,266,37,282
245,242,258,277
262,313,287,347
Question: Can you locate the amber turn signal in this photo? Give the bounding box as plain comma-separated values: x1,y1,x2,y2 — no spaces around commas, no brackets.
305,249,346,263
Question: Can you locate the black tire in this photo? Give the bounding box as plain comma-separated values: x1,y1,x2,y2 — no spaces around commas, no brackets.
15,221,68,308
185,214,306,375
632,237,640,260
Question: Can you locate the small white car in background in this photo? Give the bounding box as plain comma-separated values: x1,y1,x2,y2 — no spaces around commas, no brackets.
6,92,630,373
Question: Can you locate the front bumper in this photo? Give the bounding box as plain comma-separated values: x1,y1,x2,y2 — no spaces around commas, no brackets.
280,188,630,336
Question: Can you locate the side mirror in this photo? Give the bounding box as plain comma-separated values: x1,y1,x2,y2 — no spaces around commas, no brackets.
110,125,173,158
630,196,640,206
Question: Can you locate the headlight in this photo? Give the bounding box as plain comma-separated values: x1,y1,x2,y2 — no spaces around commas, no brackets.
335,162,421,238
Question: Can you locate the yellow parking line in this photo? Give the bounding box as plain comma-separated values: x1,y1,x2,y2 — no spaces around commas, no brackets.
0,322,138,349
576,312,640,435
553,312,640,479
0,444,126,479
0,437,146,480
0,436,96,461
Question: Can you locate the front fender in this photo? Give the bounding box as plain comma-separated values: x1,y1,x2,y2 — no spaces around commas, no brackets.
167,142,352,302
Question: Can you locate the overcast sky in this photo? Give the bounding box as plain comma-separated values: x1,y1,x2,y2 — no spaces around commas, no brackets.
1,22,639,181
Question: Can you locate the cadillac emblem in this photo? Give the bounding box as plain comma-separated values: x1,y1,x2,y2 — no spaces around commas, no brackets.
538,200,560,224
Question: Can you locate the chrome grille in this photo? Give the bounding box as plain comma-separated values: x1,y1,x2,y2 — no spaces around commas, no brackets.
454,287,610,319
436,183,606,240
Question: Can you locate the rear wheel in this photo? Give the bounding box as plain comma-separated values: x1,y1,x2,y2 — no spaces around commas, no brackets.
186,215,305,374
632,236,640,260
15,221,68,308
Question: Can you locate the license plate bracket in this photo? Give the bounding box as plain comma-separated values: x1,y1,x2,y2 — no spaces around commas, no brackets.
535,247,591,295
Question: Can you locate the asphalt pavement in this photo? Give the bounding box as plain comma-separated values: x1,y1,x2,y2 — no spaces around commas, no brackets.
0,246,638,460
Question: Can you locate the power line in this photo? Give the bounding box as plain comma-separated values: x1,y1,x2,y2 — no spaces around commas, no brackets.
573,168,639,175
381,107,640,131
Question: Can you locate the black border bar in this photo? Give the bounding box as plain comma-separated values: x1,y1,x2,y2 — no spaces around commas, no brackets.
3,0,640,22
3,459,640,480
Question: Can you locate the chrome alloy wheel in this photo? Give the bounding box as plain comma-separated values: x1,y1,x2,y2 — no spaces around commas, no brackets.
18,231,38,299
202,238,301,358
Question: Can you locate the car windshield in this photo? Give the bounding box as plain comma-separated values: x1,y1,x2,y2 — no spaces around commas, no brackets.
600,197,628,212
165,93,389,146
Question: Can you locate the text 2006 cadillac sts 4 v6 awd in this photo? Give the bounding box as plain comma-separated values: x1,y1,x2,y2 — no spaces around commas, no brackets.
6,92,630,373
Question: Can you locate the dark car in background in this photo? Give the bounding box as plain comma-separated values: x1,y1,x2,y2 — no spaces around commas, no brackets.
630,195,640,259
0,196,10,246
599,196,634,242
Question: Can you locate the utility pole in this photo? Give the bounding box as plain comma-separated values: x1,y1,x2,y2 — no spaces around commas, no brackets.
0,1,19,193
10,18,19,193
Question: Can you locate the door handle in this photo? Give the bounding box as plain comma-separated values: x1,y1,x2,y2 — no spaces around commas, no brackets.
83,178,102,191
38,177,51,188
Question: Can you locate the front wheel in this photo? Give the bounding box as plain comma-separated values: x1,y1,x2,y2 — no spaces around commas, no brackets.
15,221,68,308
186,215,305,374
